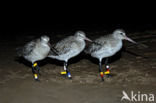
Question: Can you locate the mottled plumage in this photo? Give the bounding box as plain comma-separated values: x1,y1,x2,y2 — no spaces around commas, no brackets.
48,31,91,62
86,35,123,61
85,29,136,81
17,35,50,63
16,35,51,80
48,31,92,79
85,29,136,61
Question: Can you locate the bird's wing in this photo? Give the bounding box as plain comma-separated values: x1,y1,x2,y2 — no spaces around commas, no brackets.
85,37,107,54
49,36,76,55
16,39,37,57
22,39,37,56
48,45,59,56
16,47,24,57
85,43,102,54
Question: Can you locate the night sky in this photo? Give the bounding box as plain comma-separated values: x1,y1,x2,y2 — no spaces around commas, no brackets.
2,23,156,36
1,2,156,37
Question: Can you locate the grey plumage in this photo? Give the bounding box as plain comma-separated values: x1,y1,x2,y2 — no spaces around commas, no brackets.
48,31,92,79
16,35,52,80
85,29,136,61
48,31,92,62
17,35,51,63
85,29,136,81
17,39,36,57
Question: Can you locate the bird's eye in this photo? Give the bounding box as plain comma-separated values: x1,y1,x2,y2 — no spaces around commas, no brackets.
120,33,124,35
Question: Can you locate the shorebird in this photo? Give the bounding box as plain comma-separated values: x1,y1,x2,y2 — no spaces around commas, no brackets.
48,31,92,79
85,29,137,81
17,35,52,81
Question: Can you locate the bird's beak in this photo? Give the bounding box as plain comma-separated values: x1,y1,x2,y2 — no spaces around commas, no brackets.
85,37,93,42
125,36,137,44
48,42,52,47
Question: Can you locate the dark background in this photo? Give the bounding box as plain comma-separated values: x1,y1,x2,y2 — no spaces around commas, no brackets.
2,24,156,35
1,1,156,36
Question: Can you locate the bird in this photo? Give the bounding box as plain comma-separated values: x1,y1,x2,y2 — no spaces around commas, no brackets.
85,29,137,81
16,35,52,81
48,31,92,79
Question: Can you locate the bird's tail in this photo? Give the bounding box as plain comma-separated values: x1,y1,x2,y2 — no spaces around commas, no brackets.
84,46,91,54
84,41,102,54
51,47,59,56
48,47,59,59
16,47,23,57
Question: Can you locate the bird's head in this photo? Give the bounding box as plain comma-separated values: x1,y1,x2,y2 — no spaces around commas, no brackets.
75,31,92,42
113,29,137,44
40,35,50,44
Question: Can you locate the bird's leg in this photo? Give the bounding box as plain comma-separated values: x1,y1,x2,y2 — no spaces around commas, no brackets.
32,62,40,81
61,61,72,79
65,61,72,79
61,62,67,75
104,58,111,77
99,60,104,81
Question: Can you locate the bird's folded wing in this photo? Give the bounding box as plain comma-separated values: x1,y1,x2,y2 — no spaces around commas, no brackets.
48,45,59,56
49,37,75,55
86,42,103,53
85,39,108,54
22,40,37,56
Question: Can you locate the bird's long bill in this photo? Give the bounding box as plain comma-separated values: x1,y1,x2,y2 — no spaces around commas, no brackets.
48,42,52,47
85,37,93,42
125,36,137,44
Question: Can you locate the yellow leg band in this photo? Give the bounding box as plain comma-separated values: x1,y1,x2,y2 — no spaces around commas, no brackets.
33,63,37,67
34,74,38,79
100,72,104,75
104,71,110,75
61,71,67,75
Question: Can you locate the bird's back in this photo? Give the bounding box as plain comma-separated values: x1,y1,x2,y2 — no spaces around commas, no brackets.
48,36,85,61
54,36,76,54
17,38,50,63
85,34,123,59
16,39,37,57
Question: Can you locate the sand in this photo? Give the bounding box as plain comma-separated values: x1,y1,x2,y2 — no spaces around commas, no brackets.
0,30,156,103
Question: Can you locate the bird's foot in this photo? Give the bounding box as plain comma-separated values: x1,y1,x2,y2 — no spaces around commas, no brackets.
104,70,111,78
61,70,72,79
67,72,72,79
33,73,39,81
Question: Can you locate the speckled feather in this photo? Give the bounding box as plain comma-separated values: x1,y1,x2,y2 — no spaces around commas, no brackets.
48,31,89,62
85,30,126,60
17,36,51,63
